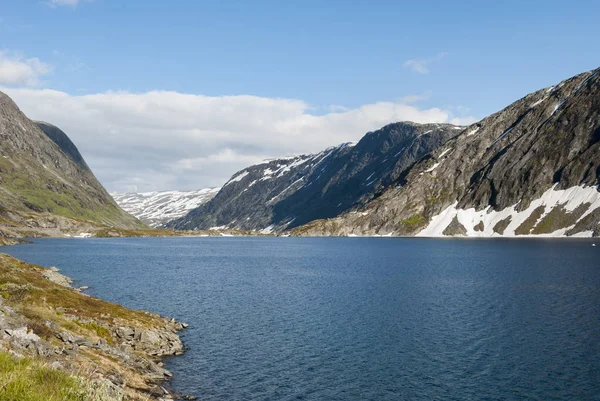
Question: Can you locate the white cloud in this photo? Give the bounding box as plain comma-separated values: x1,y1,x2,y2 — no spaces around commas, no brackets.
1,87,475,192
403,52,448,74
0,51,51,87
48,0,79,6
46,0,95,8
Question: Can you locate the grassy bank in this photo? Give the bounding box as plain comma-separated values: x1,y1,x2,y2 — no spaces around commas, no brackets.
0,254,187,400
0,350,96,401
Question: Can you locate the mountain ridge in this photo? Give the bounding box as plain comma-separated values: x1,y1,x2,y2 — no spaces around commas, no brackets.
291,67,600,237
169,122,462,232
0,90,143,236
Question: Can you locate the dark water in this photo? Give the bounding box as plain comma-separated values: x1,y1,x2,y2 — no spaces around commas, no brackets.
5,237,600,400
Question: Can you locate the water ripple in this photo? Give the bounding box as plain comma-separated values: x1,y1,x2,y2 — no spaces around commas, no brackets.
5,237,599,400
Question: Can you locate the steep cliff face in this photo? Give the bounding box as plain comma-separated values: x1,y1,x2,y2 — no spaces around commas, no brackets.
292,67,600,237
0,91,142,231
171,122,461,232
35,121,90,170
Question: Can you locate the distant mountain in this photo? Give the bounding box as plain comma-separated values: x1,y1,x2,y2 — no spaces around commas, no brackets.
292,67,600,237
0,90,142,235
170,122,461,232
112,188,220,227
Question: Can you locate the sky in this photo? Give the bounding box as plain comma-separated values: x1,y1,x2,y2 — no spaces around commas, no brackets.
1,0,599,192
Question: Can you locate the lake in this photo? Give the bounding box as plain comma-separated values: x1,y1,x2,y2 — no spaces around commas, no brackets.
5,237,600,400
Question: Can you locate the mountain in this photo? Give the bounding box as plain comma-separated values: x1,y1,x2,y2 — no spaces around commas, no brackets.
292,67,600,237
170,122,462,232
0,90,143,236
112,188,220,227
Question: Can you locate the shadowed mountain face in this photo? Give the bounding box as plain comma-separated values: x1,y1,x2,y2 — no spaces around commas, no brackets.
0,90,142,230
292,67,600,237
35,121,89,170
171,122,462,232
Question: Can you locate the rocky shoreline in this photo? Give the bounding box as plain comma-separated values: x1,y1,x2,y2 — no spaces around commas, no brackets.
0,252,193,400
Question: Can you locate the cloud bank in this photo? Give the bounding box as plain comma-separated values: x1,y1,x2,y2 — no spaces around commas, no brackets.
46,0,88,7
2,88,475,192
0,51,51,87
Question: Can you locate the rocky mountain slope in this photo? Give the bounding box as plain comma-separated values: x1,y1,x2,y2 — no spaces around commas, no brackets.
170,122,462,232
112,188,220,227
0,91,143,236
292,67,600,237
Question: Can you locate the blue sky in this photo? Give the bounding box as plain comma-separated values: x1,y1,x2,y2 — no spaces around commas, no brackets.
1,0,599,191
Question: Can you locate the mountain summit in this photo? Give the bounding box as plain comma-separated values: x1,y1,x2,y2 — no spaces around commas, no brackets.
292,67,600,237
169,122,461,232
0,91,142,235
163,67,600,238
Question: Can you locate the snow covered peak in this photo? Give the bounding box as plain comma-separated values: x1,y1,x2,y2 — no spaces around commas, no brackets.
112,187,221,227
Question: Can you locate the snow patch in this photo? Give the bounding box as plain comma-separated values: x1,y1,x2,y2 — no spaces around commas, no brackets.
394,147,406,157
209,225,228,231
466,127,480,137
266,178,304,204
275,157,311,177
573,71,598,94
225,171,249,186
424,162,440,173
550,101,565,117
417,185,600,238
74,233,92,238
438,148,451,159
529,97,548,108
571,231,594,238
260,225,275,234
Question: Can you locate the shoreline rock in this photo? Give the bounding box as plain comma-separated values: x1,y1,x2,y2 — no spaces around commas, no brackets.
0,253,191,400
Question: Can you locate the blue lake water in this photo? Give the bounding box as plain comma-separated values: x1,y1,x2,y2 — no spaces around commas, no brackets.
5,237,600,400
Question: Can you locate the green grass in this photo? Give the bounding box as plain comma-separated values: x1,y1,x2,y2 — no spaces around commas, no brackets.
0,153,143,229
515,205,546,235
399,213,426,231
0,351,87,401
532,204,589,234
0,254,178,399
77,321,113,343
0,254,165,332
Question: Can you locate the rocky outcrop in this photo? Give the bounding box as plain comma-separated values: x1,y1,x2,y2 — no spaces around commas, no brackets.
171,122,461,232
0,254,189,400
0,91,143,231
291,67,600,237
41,266,73,288
0,236,23,246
